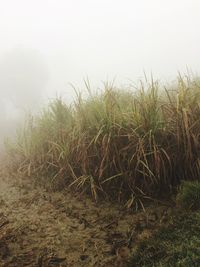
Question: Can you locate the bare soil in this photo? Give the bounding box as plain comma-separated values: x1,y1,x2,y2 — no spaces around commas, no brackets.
0,171,171,267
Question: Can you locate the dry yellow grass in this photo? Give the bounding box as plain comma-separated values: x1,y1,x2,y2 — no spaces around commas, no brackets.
5,75,200,207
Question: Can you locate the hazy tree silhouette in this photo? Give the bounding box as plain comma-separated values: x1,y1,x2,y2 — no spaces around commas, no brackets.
0,47,49,110
0,47,49,147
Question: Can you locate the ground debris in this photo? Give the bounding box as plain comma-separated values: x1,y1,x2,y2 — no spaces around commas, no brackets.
0,175,169,267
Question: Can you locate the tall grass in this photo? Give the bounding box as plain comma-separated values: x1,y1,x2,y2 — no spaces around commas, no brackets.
5,75,200,206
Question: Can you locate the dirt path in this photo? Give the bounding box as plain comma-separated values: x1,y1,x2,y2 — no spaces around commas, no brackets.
0,169,171,267
0,172,143,267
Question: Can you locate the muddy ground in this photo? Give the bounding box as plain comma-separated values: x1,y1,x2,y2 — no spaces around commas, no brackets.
0,170,172,267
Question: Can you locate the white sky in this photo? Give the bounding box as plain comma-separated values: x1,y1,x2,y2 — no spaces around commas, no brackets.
0,0,200,102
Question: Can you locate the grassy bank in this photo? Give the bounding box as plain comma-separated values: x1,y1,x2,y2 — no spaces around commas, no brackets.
5,75,200,207
129,210,200,266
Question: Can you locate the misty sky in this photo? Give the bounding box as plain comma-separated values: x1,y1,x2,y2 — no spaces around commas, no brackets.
0,0,200,108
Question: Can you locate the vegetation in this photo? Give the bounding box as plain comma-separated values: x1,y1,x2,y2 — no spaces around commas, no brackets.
5,75,200,207
176,180,200,210
129,211,200,266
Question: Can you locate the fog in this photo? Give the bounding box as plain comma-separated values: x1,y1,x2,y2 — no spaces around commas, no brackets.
0,0,200,146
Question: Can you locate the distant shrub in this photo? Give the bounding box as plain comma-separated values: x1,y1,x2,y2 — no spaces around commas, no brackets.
177,181,200,210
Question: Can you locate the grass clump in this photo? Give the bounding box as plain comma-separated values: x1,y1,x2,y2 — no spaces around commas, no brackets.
129,211,200,266
5,75,200,206
176,180,200,210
